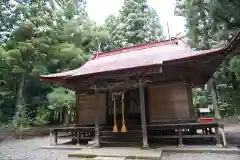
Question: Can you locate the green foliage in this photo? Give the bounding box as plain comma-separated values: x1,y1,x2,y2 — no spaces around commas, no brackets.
0,0,21,43
11,104,31,137
47,87,75,124
192,88,208,108
0,48,16,123
175,0,239,50
32,107,51,126
176,0,240,117
105,0,164,49
0,0,87,126
47,87,75,110
215,55,240,115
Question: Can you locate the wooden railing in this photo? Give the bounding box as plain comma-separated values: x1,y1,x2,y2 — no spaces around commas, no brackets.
147,122,226,147
48,122,226,147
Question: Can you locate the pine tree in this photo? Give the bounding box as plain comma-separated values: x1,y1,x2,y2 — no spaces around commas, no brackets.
106,0,163,49
175,0,239,50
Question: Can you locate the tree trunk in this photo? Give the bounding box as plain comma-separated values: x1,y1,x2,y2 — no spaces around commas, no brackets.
64,106,69,126
16,74,25,107
14,74,25,121
14,74,25,140
210,82,221,120
59,107,63,124
20,124,23,140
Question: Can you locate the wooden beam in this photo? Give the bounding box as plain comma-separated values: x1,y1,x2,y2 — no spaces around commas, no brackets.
92,84,138,92
147,80,188,88
89,78,144,92
68,64,162,83
139,80,149,149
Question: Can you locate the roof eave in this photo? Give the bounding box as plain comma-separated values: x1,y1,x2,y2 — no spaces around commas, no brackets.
68,64,163,80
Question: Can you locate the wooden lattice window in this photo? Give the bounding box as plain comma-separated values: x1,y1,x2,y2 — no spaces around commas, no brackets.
127,89,140,114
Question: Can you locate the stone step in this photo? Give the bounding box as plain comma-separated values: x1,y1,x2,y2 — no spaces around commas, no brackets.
94,156,126,160
100,129,142,144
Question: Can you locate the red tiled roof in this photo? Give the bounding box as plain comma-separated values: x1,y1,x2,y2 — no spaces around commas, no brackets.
40,39,223,80
95,38,180,58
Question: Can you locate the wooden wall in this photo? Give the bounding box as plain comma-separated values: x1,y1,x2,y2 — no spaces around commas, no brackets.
76,93,106,125
148,83,193,123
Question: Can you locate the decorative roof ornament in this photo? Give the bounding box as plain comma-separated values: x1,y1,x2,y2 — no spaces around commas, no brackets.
90,40,102,60
91,51,101,60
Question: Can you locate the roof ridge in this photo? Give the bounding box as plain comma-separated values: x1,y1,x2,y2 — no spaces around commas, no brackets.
92,38,179,59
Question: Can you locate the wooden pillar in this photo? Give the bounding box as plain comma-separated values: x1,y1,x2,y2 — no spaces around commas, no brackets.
178,129,184,147
49,131,53,146
75,92,79,124
210,82,221,120
215,127,222,147
139,81,149,149
54,132,58,145
187,83,194,119
76,131,80,146
94,88,100,148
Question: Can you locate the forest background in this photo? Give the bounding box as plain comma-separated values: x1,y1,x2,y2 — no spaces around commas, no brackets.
0,0,240,131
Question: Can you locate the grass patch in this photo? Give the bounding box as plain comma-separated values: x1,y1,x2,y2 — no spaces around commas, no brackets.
68,154,97,158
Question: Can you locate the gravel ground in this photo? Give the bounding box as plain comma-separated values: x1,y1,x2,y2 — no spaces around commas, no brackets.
1,137,240,160
0,136,76,160
161,152,240,160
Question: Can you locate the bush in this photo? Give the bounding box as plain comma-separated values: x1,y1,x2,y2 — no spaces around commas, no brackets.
32,107,51,126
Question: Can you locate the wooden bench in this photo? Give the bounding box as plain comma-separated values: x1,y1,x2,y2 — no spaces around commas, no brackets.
49,126,95,145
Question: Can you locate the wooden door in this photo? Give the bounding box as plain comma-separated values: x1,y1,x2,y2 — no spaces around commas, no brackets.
106,89,141,126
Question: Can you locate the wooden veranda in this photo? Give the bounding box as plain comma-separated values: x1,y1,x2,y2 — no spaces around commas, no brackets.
49,122,226,147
